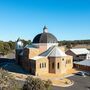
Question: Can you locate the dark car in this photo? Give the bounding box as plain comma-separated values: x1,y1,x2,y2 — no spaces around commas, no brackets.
84,72,90,76
75,71,86,77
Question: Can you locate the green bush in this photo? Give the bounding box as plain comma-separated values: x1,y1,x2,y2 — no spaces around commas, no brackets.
0,69,21,90
44,80,52,90
23,76,52,90
0,69,52,90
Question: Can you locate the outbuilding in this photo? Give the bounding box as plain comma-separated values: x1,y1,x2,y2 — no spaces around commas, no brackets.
74,59,90,71
66,48,90,61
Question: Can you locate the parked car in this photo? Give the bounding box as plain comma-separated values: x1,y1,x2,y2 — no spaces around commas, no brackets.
75,71,90,77
75,71,86,77
83,71,90,76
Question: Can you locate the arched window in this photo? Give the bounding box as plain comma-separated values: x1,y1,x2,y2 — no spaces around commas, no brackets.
42,63,44,68
66,59,71,64
52,62,54,69
62,58,64,61
57,63,59,69
40,63,42,68
45,63,46,68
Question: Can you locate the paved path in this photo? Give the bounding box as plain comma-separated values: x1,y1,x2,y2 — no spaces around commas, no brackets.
52,75,90,90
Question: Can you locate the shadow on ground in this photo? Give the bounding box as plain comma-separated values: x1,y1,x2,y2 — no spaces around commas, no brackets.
0,58,29,74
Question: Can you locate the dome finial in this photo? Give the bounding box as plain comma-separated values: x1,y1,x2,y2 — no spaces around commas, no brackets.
43,26,48,33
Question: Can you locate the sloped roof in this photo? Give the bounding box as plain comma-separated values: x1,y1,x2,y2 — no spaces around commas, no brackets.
74,59,90,66
39,46,54,56
39,46,67,57
25,44,36,48
49,47,67,57
31,56,44,60
31,46,67,60
70,48,89,55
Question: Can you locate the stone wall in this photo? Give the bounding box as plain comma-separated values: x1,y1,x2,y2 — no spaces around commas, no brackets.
35,57,49,76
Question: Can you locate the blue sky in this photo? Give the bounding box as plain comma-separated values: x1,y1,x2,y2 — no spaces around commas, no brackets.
0,0,90,41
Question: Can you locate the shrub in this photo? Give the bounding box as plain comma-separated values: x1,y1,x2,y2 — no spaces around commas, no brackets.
44,80,52,90
0,69,21,90
23,76,52,90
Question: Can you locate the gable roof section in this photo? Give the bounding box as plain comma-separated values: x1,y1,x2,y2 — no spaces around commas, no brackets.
49,47,67,57
39,46,54,56
39,46,67,57
32,46,67,60
70,48,89,55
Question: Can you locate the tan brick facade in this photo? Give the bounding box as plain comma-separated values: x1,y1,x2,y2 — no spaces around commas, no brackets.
16,28,73,76
16,46,73,76
48,56,73,74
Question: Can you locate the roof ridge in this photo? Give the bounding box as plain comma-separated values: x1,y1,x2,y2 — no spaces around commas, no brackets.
49,46,67,57
47,46,56,57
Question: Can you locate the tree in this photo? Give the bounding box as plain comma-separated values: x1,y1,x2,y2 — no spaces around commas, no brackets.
23,76,52,90
8,41,15,50
21,39,31,47
0,69,21,90
66,42,72,49
23,76,45,90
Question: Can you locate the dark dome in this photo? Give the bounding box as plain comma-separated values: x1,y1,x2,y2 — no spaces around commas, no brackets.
33,32,58,43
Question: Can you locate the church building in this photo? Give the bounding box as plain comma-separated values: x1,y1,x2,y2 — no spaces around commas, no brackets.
16,26,73,76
